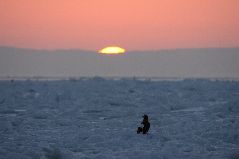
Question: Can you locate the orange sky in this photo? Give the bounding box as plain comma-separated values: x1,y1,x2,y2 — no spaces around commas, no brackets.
0,0,238,51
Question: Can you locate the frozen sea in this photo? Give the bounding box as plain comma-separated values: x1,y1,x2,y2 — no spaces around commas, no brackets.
0,78,239,159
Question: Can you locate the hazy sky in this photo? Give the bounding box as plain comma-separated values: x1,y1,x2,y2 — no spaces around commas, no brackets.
0,47,239,78
0,0,238,51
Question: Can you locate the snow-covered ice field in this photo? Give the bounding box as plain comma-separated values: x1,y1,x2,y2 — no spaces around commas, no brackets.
0,78,239,159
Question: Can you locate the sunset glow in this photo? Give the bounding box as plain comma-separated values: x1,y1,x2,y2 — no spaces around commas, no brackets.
99,46,125,54
0,0,238,50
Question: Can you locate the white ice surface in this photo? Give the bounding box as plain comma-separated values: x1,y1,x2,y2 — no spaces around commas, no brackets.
0,78,239,159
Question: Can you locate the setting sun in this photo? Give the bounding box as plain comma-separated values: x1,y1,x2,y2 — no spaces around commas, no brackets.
99,46,125,55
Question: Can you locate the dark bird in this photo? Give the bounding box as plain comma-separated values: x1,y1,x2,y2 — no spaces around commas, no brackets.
137,114,150,134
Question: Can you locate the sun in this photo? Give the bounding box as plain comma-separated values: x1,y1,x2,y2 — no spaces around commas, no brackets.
98,46,126,55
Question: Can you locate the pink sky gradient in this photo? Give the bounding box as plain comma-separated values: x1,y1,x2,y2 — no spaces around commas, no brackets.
0,0,238,51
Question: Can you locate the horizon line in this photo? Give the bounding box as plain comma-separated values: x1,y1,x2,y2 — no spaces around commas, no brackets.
1,75,239,81
0,45,239,53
